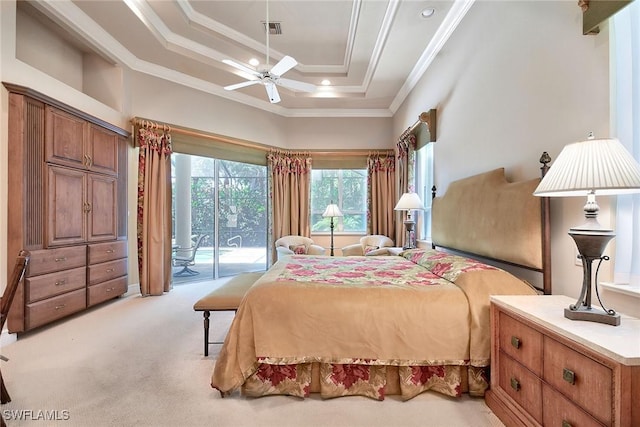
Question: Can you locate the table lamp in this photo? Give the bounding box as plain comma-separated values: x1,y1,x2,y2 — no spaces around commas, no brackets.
322,202,343,256
394,192,425,249
534,135,640,325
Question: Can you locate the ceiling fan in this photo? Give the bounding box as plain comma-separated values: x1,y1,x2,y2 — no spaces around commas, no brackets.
222,0,316,103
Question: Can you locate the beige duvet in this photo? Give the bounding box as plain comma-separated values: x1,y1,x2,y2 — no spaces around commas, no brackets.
211,252,536,396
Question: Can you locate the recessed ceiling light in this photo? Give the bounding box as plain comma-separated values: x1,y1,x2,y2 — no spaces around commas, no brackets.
420,8,435,18
249,58,260,66
321,80,331,86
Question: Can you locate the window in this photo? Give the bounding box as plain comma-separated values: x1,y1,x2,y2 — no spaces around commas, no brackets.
612,2,640,287
310,169,367,233
171,154,268,281
415,143,434,241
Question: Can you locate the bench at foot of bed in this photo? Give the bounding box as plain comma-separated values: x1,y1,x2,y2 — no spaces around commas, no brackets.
193,272,263,356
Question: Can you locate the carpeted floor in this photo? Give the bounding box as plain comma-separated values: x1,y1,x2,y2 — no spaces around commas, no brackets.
0,279,504,427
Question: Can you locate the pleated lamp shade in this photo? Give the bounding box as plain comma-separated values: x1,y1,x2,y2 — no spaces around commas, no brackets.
394,192,425,211
322,203,343,218
534,138,640,197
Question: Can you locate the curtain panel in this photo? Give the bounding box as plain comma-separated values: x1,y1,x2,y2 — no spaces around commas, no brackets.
613,2,640,286
136,127,173,296
396,134,417,248
367,152,396,240
267,150,312,263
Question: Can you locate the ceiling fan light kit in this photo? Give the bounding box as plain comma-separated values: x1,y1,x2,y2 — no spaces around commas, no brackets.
223,0,316,103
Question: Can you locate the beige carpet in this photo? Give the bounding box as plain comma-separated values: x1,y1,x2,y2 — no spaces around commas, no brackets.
1,278,504,427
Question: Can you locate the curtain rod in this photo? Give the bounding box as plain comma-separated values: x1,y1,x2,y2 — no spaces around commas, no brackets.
309,150,394,157
132,117,394,157
398,109,437,142
131,117,271,152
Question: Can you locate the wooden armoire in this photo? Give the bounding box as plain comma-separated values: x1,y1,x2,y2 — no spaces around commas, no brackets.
5,84,129,333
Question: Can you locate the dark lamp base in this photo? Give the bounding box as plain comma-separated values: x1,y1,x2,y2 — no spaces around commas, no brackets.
564,306,620,326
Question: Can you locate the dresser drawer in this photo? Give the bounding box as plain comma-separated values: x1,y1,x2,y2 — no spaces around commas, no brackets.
26,288,86,329
88,276,127,306
543,336,612,426
87,258,127,285
543,383,604,427
88,240,127,265
25,266,86,303
27,246,86,276
498,350,542,424
499,311,543,375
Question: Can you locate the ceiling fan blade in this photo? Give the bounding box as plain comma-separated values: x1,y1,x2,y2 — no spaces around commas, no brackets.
278,78,316,93
270,55,297,77
264,82,281,103
222,59,261,78
224,80,261,91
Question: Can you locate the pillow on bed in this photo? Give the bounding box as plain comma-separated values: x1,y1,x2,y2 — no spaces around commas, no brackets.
401,248,497,283
364,245,379,254
289,244,307,255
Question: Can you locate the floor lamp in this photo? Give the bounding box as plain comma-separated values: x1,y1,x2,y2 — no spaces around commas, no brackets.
322,202,343,256
394,192,425,250
534,135,640,326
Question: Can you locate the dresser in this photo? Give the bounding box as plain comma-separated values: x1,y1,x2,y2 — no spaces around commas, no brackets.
486,295,640,427
5,84,129,333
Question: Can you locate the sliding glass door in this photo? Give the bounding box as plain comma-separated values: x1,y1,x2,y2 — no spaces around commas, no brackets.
171,154,267,284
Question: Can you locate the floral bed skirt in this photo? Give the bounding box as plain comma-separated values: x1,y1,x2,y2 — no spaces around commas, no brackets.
238,362,489,400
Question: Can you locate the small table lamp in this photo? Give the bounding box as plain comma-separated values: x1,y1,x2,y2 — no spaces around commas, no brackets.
394,192,425,249
322,202,343,256
534,135,640,326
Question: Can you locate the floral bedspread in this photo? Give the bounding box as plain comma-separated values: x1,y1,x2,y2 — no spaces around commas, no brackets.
276,255,454,287
211,250,536,400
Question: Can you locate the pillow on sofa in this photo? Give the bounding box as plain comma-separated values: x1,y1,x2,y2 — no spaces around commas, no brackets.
364,245,380,255
289,244,307,255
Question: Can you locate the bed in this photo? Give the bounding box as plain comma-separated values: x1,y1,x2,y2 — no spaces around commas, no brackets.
211,159,551,401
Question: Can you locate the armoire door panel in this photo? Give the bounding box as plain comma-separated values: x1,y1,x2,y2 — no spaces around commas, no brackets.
87,173,118,242
47,165,87,246
45,106,87,169
88,124,118,176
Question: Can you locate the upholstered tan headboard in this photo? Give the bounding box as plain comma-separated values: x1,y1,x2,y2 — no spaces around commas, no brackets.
431,167,550,292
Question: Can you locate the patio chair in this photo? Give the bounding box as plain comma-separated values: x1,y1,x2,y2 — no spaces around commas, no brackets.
172,234,207,277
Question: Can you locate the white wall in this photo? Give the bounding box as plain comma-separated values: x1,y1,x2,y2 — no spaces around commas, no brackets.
129,72,392,150
393,1,639,316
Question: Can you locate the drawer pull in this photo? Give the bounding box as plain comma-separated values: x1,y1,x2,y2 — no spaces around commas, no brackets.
562,368,575,385
106,287,113,292
510,377,520,391
54,280,66,286
54,304,66,310
106,268,114,273
562,421,573,427
510,336,521,349
106,249,114,253
54,257,67,262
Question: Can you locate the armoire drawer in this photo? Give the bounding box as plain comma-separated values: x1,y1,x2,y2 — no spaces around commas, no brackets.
27,246,86,276
543,336,613,426
498,311,543,376
88,276,127,306
26,288,87,329
88,240,127,264
87,258,128,285
25,266,86,303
